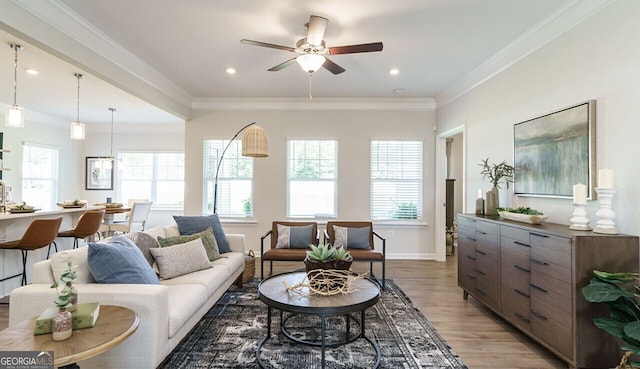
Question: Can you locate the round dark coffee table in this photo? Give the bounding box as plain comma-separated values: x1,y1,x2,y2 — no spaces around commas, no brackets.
256,270,381,369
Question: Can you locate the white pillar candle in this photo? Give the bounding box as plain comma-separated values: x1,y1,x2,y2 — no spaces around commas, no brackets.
598,169,614,188
573,183,587,205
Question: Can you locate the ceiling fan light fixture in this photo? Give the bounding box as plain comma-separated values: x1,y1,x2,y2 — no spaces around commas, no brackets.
296,53,325,73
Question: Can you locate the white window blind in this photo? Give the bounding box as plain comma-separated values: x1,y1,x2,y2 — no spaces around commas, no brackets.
370,140,422,220
203,140,253,217
117,152,184,209
22,143,59,209
287,140,337,218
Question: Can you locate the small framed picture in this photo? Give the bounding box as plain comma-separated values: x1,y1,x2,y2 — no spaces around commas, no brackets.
86,157,114,190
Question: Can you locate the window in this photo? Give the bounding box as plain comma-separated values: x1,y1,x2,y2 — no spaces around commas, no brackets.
117,152,184,210
371,140,423,220
287,140,337,218
203,140,253,217
22,143,59,209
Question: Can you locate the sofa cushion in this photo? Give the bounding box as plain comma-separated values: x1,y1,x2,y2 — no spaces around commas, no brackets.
276,224,314,249
333,225,371,249
160,263,230,297
166,284,208,338
125,232,160,266
88,236,160,284
150,238,213,279
211,252,245,276
157,227,220,261
51,247,95,284
173,214,230,253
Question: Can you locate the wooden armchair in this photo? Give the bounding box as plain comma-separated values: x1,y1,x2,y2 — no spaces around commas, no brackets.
260,221,319,279
324,221,386,289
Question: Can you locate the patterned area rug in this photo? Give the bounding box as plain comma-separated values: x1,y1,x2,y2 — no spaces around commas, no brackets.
159,279,468,369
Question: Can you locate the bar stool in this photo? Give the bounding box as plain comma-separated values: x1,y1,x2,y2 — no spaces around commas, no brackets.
57,209,106,249
0,217,63,285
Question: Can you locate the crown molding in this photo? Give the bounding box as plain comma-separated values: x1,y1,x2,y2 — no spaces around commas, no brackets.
436,0,615,108
192,97,436,112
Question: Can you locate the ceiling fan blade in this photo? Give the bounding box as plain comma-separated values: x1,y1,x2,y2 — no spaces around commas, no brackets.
322,58,346,75
328,42,383,55
268,57,297,72
307,15,328,46
240,39,296,52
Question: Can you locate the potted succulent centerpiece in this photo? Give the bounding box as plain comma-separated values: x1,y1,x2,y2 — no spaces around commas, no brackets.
479,158,514,216
304,244,353,290
582,270,640,369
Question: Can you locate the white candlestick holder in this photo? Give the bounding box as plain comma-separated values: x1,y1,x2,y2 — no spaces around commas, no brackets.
569,203,591,231
593,187,618,234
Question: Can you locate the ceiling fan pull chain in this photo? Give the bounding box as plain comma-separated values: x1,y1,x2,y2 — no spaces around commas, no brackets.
308,73,313,100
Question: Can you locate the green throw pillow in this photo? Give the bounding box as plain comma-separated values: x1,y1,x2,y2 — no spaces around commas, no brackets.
158,227,220,261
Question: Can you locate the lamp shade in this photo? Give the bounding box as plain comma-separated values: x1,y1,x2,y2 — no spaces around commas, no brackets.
242,125,269,157
296,53,326,73
70,121,85,140
5,105,24,128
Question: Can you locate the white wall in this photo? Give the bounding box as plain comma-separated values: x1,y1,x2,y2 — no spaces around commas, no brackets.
184,108,437,258
437,0,640,236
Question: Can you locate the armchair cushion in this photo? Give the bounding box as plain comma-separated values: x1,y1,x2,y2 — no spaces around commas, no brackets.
276,224,315,249
173,215,230,253
88,236,160,284
333,225,371,249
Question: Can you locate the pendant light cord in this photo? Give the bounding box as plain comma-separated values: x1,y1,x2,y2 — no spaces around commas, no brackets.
74,73,83,122
9,43,22,106
109,108,116,158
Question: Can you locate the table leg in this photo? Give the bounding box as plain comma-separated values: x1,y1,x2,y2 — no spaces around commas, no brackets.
321,316,326,369
345,314,351,341
256,306,272,369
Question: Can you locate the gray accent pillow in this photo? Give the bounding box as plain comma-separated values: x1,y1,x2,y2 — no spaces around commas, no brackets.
149,238,213,279
88,236,159,284
276,224,314,249
157,227,220,261
125,232,160,267
173,215,230,253
333,226,371,249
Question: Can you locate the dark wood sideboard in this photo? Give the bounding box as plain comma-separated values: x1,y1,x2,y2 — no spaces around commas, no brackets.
457,213,639,369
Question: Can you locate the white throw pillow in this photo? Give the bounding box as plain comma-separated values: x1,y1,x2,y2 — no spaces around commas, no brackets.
50,247,96,284
149,238,213,279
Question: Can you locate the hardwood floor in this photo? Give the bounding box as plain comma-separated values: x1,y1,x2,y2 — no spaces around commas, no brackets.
0,255,567,369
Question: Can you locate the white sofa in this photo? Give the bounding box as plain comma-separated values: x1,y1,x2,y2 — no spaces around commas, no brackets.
9,225,246,369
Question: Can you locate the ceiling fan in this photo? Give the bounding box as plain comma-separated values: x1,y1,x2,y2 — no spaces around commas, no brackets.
241,15,383,75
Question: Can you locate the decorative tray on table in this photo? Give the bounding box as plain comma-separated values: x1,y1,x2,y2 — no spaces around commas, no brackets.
498,208,548,225
8,208,39,213
61,205,85,208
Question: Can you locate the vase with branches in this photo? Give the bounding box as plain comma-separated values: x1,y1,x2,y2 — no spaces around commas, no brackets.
479,158,514,215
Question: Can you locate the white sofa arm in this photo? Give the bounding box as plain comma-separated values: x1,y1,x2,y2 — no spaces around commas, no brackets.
226,234,246,254
10,283,170,369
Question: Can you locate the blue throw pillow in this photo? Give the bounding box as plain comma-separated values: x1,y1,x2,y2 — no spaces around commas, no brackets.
275,224,314,249
88,236,160,284
173,215,231,253
333,226,371,249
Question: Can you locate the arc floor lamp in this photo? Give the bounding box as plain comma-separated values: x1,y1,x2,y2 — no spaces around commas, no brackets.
213,122,268,214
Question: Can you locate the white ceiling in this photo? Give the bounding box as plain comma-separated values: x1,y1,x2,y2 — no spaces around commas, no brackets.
0,0,610,128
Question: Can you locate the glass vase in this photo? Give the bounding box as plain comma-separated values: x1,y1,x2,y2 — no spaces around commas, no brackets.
52,308,72,341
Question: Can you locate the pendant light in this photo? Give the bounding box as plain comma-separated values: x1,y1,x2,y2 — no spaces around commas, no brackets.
5,43,25,128
70,73,85,140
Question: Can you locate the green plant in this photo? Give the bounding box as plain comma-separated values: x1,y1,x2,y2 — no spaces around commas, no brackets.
305,243,352,262
51,262,78,309
393,202,418,219
582,270,640,368
497,206,544,215
242,198,251,215
479,158,514,189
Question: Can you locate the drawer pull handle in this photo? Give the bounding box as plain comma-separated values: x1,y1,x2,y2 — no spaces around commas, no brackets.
515,312,530,323
513,241,530,248
475,288,486,296
514,288,530,298
530,258,548,266
466,255,477,261
476,250,487,255
477,231,487,235
476,269,486,276
531,309,548,320
513,264,530,273
530,283,548,293
466,273,476,280
530,232,549,239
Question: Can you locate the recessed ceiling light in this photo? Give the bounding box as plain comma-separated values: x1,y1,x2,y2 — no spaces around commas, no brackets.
389,68,400,75
393,88,405,94
226,67,236,75
25,68,39,75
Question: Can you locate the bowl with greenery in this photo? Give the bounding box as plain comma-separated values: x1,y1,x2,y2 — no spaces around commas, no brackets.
497,206,548,224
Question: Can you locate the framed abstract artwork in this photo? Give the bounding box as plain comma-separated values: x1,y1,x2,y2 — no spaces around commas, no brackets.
86,157,114,190
513,100,596,199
